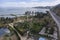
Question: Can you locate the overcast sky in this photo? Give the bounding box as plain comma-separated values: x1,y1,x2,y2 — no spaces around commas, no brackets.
0,0,60,7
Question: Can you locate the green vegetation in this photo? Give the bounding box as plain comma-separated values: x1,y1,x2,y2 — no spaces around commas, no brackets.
0,17,13,23
51,4,60,16
8,26,21,40
0,11,57,40
0,17,14,27
13,11,56,37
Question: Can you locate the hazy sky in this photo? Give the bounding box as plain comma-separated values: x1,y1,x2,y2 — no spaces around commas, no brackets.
0,0,60,7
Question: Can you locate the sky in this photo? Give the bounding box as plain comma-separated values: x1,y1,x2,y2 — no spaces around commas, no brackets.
0,0,60,7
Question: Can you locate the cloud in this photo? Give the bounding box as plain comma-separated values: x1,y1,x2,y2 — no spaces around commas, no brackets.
0,0,60,7
32,0,38,1
55,0,60,4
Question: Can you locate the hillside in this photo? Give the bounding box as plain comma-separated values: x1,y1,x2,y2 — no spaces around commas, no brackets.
52,4,60,16
33,6,52,9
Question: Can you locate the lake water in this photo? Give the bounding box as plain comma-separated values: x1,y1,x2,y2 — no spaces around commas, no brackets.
0,7,49,17
0,28,10,36
39,37,46,40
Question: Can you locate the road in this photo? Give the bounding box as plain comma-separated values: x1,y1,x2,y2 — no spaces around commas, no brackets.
49,10,60,40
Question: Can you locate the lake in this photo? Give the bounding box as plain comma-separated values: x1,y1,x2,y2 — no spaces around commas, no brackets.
0,28,10,36
0,7,49,18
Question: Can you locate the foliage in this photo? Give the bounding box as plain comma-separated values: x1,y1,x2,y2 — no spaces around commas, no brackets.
0,17,14,27
51,4,60,16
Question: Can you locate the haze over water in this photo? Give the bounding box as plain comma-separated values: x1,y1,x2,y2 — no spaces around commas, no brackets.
0,7,49,14
0,7,49,17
